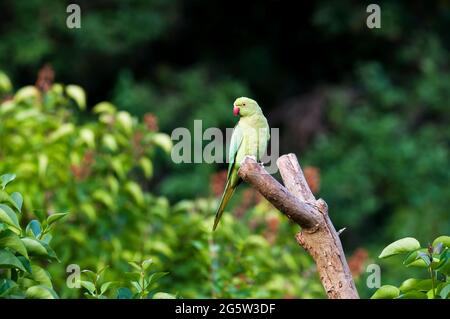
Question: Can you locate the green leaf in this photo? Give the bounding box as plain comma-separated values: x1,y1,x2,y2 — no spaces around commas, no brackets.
397,291,428,299
116,111,133,134
26,220,42,238
25,285,58,299
371,285,400,299
131,281,142,292
148,272,169,286
117,287,133,299
17,256,32,273
139,157,153,178
404,249,425,267
433,236,450,249
48,123,75,143
79,128,96,148
10,192,23,212
399,279,432,292
92,190,114,209
0,230,28,258
142,258,153,271
29,265,53,288
0,174,16,190
80,281,96,294
66,85,86,110
128,261,141,271
152,133,173,154
0,71,12,93
21,238,48,257
0,279,18,297
38,154,48,180
439,284,450,299
379,237,421,258
0,249,27,272
81,269,97,282
93,101,116,114
0,203,20,230
0,191,20,212
14,86,40,104
125,182,144,206
416,252,431,267
100,281,115,295
435,250,450,275
153,292,176,299
102,134,118,152
46,212,69,226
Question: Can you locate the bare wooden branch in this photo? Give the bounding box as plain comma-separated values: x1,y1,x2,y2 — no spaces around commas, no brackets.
277,153,315,202
238,157,321,229
238,154,359,299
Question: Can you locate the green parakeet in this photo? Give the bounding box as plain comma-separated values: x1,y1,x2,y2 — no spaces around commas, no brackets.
213,97,270,230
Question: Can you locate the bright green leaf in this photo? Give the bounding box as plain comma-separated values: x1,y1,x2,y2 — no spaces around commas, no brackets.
21,238,48,257
0,174,16,190
46,212,69,226
93,102,116,114
379,237,421,258
66,85,86,110
26,220,42,238
0,204,20,230
397,291,428,299
0,230,28,258
0,249,27,272
25,285,58,299
29,265,53,288
80,281,96,294
10,192,23,212
439,284,450,299
152,133,173,154
153,292,176,299
433,236,450,249
371,285,400,299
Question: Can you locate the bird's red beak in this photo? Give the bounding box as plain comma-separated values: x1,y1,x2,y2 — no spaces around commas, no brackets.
233,105,240,116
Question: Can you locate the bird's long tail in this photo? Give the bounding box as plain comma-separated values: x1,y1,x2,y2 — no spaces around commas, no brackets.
213,179,236,231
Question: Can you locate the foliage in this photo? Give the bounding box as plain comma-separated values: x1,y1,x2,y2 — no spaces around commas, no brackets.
1,1,449,299
0,174,67,298
79,260,175,299
0,73,323,298
372,236,450,299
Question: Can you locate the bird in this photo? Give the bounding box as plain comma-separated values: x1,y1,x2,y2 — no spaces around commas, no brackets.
213,97,270,230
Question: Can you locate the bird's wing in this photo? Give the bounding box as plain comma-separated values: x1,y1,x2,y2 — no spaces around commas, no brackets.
227,123,243,179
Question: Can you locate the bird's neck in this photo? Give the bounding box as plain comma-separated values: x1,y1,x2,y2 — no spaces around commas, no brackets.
239,113,266,127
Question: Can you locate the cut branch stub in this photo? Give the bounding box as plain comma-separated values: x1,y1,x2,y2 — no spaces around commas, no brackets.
237,157,320,229
238,154,359,299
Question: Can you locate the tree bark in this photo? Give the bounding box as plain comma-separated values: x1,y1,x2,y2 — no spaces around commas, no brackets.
238,154,359,299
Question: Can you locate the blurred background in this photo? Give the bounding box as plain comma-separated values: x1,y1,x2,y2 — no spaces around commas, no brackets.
0,0,449,298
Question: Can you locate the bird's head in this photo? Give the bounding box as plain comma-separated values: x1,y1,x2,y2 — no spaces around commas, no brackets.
233,97,261,117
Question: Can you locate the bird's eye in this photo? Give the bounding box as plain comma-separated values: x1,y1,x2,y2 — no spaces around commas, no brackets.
243,103,246,106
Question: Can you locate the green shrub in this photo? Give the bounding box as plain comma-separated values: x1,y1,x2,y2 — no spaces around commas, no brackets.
0,71,322,298
0,174,67,298
372,236,450,299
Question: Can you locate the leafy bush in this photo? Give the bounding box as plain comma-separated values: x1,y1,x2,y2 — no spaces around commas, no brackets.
372,236,449,299
0,71,323,298
0,174,67,298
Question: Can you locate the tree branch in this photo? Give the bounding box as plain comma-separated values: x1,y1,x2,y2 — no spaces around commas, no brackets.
238,154,359,299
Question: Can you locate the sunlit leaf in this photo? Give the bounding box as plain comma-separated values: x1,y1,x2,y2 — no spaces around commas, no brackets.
0,230,28,258
66,85,86,110
379,237,421,258
370,285,400,299
0,204,20,230
25,285,58,299
0,249,27,272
